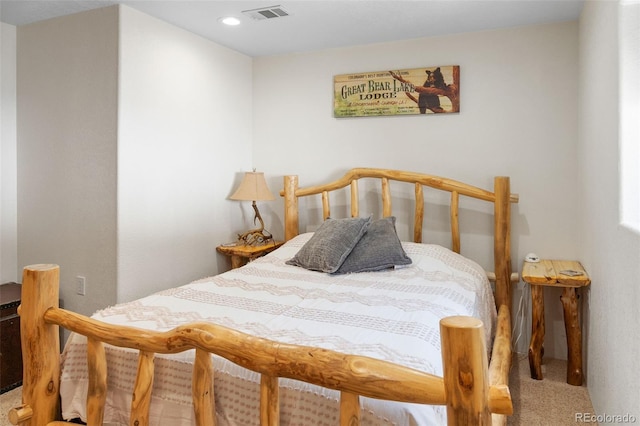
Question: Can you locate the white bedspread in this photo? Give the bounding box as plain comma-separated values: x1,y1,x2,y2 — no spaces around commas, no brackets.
60,233,496,425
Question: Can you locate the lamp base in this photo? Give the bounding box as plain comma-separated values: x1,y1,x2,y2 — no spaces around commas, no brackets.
237,201,273,246
237,229,273,246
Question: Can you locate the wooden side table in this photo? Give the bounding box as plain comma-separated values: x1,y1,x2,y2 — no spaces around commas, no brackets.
217,241,284,269
522,259,590,386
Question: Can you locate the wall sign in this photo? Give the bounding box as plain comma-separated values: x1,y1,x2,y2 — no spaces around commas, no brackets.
333,66,459,118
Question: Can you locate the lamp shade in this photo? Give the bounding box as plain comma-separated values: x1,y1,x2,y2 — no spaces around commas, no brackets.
230,171,275,201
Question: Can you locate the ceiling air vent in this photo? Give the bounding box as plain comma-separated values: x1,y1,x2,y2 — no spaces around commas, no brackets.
242,5,289,20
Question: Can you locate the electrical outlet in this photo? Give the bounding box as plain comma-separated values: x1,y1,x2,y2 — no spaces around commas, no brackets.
76,276,86,296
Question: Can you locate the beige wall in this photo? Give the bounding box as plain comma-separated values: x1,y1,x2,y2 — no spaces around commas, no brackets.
15,5,254,316
1,22,17,283
253,21,580,358
17,7,119,316
579,0,640,419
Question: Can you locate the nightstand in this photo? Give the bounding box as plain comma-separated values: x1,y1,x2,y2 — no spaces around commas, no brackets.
217,241,284,269
1,283,23,393
522,259,590,386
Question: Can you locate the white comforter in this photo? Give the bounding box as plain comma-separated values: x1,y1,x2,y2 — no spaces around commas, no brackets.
60,233,496,425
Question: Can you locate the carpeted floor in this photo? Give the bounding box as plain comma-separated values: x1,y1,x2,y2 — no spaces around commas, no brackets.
508,355,596,425
1,387,22,426
2,355,596,425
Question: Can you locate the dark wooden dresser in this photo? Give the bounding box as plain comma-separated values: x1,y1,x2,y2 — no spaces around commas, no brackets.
1,282,23,393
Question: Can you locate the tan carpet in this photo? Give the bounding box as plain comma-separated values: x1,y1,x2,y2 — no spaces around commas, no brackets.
1,387,22,426
508,354,596,425
2,355,596,425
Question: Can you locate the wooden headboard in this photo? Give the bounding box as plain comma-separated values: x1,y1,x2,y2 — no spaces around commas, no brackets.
281,167,519,310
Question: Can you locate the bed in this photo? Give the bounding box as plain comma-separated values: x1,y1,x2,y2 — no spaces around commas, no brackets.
9,168,518,426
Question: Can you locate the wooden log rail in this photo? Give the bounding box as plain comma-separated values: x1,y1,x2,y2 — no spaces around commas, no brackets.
9,264,513,426
281,168,518,244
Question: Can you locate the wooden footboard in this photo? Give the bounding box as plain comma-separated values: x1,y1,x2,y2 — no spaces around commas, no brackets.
9,264,512,426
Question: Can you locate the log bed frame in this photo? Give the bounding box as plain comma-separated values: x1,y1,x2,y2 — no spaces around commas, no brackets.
9,167,518,426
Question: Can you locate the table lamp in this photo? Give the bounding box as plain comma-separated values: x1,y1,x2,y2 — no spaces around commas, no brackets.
230,170,275,245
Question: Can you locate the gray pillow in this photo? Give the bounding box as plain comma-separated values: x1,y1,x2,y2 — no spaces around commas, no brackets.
333,216,412,274
286,216,371,273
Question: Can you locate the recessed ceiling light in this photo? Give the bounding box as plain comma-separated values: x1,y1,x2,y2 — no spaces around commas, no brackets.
219,16,241,26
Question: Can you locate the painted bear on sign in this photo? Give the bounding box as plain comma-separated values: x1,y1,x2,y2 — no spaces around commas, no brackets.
418,67,446,114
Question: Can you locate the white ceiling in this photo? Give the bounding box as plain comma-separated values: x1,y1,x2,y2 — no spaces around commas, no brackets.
0,0,585,57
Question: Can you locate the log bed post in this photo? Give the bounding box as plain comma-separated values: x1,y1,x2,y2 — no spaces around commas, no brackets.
493,177,512,319
440,316,491,425
284,175,299,241
15,264,61,425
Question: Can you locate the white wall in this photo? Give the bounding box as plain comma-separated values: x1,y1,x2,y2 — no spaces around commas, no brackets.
253,21,580,358
579,0,640,419
17,7,119,316
1,22,17,283
116,6,253,302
